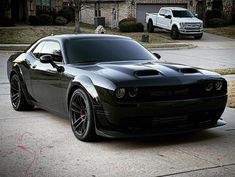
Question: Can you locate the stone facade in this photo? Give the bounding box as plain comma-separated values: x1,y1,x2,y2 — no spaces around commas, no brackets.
80,1,128,28
223,0,234,24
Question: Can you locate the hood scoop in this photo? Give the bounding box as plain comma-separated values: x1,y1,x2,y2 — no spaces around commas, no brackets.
135,70,160,78
179,68,199,74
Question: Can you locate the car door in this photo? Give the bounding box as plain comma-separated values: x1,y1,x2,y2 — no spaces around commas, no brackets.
157,9,166,28
29,40,65,114
164,10,172,30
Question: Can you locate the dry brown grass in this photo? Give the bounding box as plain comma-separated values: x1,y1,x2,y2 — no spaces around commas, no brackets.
227,81,235,108
213,68,235,75
205,25,235,39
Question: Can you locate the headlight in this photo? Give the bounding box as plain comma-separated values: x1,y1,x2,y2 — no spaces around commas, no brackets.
215,81,223,91
205,82,213,91
180,22,185,28
200,23,203,28
128,88,138,98
115,88,125,99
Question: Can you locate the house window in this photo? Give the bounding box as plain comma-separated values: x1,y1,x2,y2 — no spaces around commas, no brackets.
95,2,101,17
36,0,51,11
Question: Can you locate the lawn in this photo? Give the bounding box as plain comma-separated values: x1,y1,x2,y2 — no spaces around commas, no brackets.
0,24,172,45
228,81,235,108
205,25,235,39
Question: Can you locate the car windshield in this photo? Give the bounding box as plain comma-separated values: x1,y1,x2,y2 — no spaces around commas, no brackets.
172,10,194,18
66,38,156,64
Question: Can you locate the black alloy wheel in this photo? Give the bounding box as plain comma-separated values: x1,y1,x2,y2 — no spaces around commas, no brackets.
147,20,154,33
171,26,179,40
69,89,95,141
10,74,34,111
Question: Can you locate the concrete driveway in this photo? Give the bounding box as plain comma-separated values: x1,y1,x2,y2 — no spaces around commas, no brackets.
1,33,235,177
152,32,235,69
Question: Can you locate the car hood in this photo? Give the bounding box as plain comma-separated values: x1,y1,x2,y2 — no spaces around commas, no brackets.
175,17,202,23
74,60,220,86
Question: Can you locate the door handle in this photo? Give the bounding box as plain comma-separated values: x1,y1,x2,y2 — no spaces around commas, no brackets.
32,65,37,69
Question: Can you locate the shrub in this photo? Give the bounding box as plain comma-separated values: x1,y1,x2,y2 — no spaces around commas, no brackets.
119,17,144,32
58,7,74,23
55,16,67,26
119,21,144,32
205,10,222,26
136,23,144,32
119,17,136,26
39,14,53,25
208,18,225,28
29,15,40,26
0,17,14,27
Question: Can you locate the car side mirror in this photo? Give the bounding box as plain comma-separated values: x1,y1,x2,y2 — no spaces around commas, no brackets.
194,14,198,17
40,55,52,64
165,15,172,19
153,53,161,60
40,55,64,73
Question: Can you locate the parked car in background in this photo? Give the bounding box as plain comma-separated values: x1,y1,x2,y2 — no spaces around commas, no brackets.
145,7,203,39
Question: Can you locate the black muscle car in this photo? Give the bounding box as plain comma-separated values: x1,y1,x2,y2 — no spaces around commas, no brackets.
7,34,227,141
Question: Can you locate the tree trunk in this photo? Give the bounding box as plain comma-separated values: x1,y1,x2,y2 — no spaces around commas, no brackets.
74,0,81,33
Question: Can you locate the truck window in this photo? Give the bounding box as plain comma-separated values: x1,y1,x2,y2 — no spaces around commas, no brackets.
159,9,166,16
165,10,171,16
172,10,194,18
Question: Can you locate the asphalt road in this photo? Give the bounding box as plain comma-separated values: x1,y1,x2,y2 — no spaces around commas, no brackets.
1,34,235,177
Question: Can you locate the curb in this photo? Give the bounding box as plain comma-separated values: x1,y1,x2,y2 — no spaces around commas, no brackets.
149,44,197,50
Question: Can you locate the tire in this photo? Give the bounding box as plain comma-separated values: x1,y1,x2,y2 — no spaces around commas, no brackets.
10,74,34,111
147,20,154,33
194,34,203,39
171,26,179,40
69,88,96,141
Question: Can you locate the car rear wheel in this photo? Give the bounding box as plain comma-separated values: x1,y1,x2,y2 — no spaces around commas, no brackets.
10,74,34,111
147,20,154,33
69,89,95,141
171,26,179,39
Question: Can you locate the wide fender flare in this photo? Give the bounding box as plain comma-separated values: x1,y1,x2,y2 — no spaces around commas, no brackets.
66,75,100,109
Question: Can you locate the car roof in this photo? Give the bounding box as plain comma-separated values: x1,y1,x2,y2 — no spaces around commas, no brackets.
161,7,188,11
42,34,132,42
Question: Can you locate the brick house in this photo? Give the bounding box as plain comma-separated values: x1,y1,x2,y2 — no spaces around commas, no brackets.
80,0,234,28
1,0,234,26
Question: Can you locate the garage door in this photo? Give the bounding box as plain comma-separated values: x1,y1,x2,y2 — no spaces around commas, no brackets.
136,4,187,29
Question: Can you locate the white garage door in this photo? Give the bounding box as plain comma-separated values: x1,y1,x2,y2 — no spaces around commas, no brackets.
136,4,187,29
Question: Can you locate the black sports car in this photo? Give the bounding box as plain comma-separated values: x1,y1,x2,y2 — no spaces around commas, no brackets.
7,34,227,141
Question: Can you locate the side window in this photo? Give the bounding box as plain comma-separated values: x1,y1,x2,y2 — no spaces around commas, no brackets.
159,9,166,16
165,10,171,17
32,41,45,58
41,41,63,63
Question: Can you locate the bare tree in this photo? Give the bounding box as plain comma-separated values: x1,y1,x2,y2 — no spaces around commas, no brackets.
73,0,82,33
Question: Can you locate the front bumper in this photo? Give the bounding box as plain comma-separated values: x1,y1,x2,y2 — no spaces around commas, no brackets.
179,28,203,35
95,95,227,138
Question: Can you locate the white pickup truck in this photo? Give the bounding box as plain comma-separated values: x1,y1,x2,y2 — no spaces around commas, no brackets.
145,7,203,39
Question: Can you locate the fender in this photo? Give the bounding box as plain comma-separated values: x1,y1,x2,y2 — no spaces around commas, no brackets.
66,75,100,111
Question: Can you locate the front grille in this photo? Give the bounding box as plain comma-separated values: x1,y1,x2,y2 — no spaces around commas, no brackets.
118,81,227,103
120,109,223,132
184,23,201,30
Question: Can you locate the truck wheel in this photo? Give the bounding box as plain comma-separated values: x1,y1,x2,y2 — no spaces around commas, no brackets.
194,34,203,39
171,26,179,40
147,20,154,33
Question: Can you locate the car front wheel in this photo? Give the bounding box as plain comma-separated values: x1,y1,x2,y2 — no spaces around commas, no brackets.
171,26,179,39
194,34,203,39
69,88,95,141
